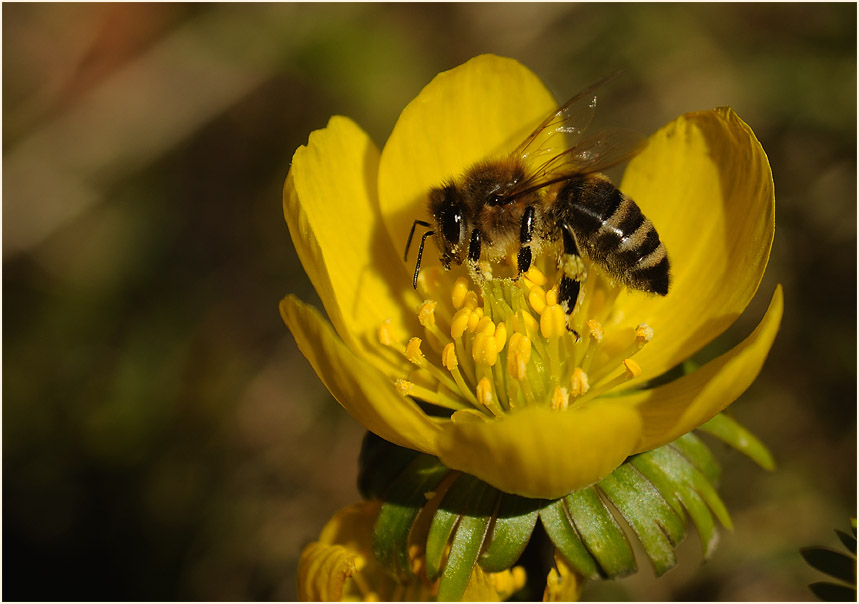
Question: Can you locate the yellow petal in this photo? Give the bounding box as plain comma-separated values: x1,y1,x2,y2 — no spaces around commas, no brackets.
297,542,356,602
378,54,558,273
621,285,783,452
318,500,383,550
285,115,421,362
435,402,642,499
614,108,775,382
280,295,439,455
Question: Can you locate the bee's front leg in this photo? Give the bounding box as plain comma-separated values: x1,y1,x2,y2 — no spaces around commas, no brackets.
466,228,484,281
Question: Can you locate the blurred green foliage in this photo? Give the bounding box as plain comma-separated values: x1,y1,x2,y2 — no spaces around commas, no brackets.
3,3,855,601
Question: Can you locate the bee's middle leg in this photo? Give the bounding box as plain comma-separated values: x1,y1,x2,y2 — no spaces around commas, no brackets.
517,206,535,274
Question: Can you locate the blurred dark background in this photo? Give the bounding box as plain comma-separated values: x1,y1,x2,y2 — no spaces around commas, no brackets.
3,3,855,601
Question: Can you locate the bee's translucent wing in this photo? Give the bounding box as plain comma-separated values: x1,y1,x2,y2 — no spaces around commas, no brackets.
512,72,621,165
508,128,646,199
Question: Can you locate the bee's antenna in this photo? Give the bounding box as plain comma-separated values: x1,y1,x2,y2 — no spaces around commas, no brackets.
404,219,431,262
413,229,435,289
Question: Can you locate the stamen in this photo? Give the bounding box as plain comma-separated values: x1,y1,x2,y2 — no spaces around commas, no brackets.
507,333,531,381
472,331,499,367
494,321,508,351
442,342,458,371
623,358,642,379
418,300,436,329
395,379,414,396
451,307,472,340
395,377,466,411
463,290,480,310
527,284,547,314
551,386,570,411
634,322,654,347
524,266,548,287
540,303,567,339
570,368,589,397
451,276,470,309
578,319,604,370
476,377,503,417
443,342,479,406
586,319,604,342
583,357,644,401
378,318,396,347
404,337,425,367
467,307,485,332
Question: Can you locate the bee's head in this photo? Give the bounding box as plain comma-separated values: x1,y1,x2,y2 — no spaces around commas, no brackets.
428,183,468,267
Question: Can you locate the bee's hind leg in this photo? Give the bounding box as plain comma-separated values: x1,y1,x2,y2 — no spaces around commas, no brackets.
559,224,586,338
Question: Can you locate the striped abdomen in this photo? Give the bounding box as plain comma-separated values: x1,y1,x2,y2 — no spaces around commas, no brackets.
555,175,670,295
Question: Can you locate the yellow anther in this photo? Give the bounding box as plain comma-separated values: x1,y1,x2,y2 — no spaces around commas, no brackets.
353,554,368,572
472,332,498,366
494,321,508,351
623,358,642,379
511,309,538,335
404,337,425,366
395,379,414,395
463,290,480,310
418,300,437,328
528,285,547,314
451,276,470,309
524,266,548,286
635,322,654,345
476,315,495,336
570,368,590,397
507,333,531,381
476,377,494,408
540,304,567,339
466,307,484,333
586,319,604,342
551,386,570,411
442,342,458,371
545,285,559,306
451,307,471,339
378,318,396,347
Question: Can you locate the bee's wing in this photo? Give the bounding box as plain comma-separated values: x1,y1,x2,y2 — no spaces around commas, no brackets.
512,72,620,164
508,128,647,199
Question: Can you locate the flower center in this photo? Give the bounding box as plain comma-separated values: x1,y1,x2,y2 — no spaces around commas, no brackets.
380,263,653,420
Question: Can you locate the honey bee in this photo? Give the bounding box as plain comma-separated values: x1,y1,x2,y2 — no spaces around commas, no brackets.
404,74,670,316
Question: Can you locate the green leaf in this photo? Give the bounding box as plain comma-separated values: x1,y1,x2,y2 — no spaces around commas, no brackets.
540,498,600,579
699,413,775,470
836,529,857,555
632,445,731,558
479,493,540,573
373,454,450,578
598,463,685,576
434,475,498,602
564,486,637,579
809,581,857,601
801,547,857,585
671,431,721,485
808,581,856,602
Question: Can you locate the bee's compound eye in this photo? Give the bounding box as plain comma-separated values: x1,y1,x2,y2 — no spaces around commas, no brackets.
440,203,463,245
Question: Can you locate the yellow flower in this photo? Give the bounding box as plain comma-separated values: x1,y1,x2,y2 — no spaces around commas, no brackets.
280,54,782,500
297,500,526,601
